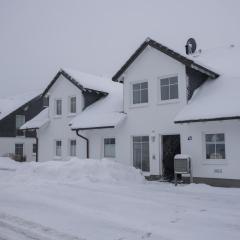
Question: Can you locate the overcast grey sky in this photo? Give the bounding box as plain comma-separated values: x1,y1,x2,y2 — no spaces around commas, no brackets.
0,0,240,97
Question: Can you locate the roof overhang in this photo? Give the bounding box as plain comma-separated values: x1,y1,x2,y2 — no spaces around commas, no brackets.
42,69,109,97
175,116,240,124
112,38,219,81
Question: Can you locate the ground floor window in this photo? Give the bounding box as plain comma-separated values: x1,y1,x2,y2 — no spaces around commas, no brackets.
15,143,24,156
33,143,37,154
104,138,115,158
205,133,225,159
55,140,62,157
69,139,76,156
133,136,150,172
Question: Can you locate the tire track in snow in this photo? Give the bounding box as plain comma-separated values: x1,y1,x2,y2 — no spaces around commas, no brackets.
0,213,85,240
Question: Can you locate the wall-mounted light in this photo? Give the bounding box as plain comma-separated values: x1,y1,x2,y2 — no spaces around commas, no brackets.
188,136,192,141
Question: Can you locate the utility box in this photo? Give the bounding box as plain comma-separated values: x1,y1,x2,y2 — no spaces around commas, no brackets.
174,154,193,185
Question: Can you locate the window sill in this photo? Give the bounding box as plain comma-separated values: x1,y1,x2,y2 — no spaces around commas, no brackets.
202,159,228,165
53,156,62,160
129,103,148,109
67,113,77,118
157,99,180,105
53,115,62,119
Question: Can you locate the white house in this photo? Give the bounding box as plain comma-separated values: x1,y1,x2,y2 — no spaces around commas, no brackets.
0,91,43,162
21,38,240,187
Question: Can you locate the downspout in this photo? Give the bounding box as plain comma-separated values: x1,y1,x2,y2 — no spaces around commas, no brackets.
75,130,89,158
35,129,38,162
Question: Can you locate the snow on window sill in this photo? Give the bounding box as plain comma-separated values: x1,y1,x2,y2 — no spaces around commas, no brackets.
157,99,180,106
53,115,62,119
53,156,62,160
67,113,77,118
129,103,148,109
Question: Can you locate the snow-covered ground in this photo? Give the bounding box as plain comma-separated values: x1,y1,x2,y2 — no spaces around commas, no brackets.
0,157,240,240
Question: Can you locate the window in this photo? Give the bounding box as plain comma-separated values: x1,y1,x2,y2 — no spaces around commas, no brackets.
133,136,150,172
55,140,62,157
16,115,25,136
33,144,37,154
55,99,62,115
15,143,24,157
160,76,178,101
43,96,49,107
69,139,76,156
69,96,76,114
205,134,225,159
104,138,116,158
132,82,148,104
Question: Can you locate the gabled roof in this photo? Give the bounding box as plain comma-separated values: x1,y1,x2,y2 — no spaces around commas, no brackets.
42,69,109,96
0,90,42,121
112,38,219,81
21,107,50,130
69,78,125,130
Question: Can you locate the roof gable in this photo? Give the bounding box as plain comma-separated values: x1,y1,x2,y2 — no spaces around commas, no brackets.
112,38,219,81
42,69,109,96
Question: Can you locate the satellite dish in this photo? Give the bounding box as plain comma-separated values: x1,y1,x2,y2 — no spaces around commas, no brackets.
185,38,197,55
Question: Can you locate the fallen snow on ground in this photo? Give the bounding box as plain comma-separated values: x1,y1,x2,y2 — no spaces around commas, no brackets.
0,157,240,240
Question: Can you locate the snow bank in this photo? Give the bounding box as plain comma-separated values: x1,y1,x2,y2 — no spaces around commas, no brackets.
13,158,145,184
0,157,21,170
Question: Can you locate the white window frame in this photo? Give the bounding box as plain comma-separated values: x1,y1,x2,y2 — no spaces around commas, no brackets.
202,132,227,165
68,96,77,115
69,139,77,157
54,140,62,158
54,99,62,116
132,135,150,172
16,115,25,136
158,74,179,104
130,80,148,107
103,137,116,158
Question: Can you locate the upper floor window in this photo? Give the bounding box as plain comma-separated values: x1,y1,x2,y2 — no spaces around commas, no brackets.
160,76,178,101
205,134,225,160
132,82,148,104
16,115,25,136
69,139,76,156
55,99,62,115
104,138,116,158
69,96,76,114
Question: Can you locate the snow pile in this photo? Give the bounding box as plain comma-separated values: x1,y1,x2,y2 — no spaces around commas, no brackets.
21,107,49,130
0,157,21,170
175,76,240,122
13,158,145,184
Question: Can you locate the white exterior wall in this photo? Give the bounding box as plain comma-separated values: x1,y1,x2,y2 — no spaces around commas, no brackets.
0,137,36,162
38,75,87,162
180,120,240,180
89,47,187,175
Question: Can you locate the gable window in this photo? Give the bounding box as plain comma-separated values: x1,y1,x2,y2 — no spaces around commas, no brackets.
205,134,225,159
69,139,76,156
55,140,62,157
69,96,77,114
160,76,178,101
55,99,62,115
132,82,148,104
16,115,25,136
104,138,116,158
133,136,150,172
43,96,49,107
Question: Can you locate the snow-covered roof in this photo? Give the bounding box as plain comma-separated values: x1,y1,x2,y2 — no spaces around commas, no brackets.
175,76,240,123
70,77,125,130
21,108,50,130
0,90,41,121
